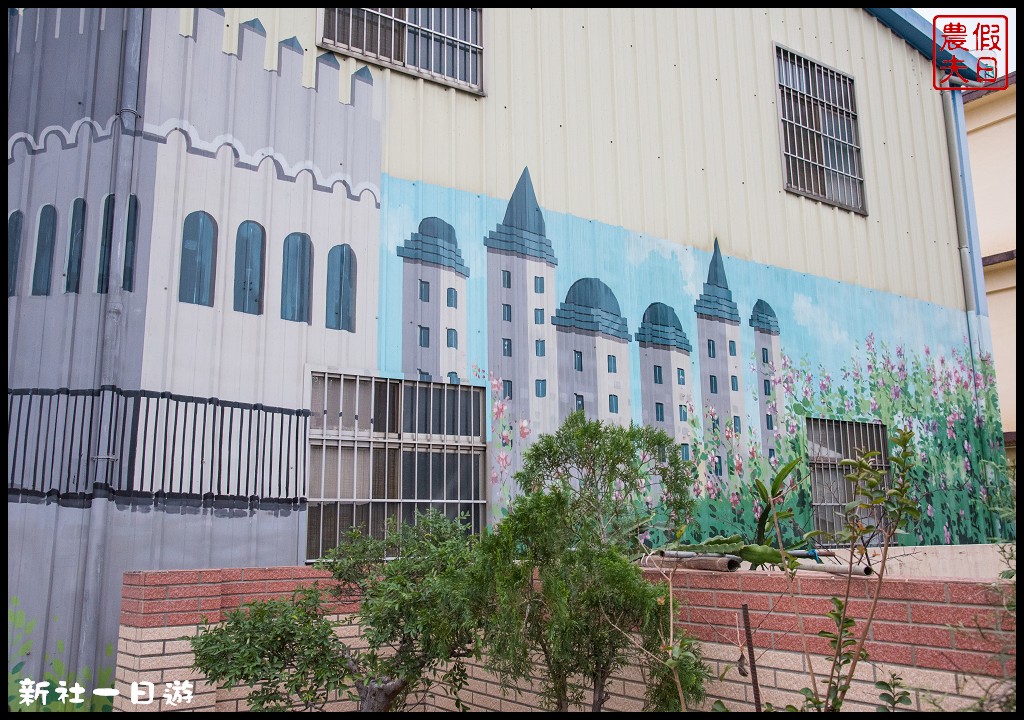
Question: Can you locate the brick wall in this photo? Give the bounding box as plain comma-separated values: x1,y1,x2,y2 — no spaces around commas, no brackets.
113,565,1015,712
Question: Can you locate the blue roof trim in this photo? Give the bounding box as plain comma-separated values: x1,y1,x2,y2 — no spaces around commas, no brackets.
397,217,470,278
552,278,630,341
694,239,740,324
636,302,692,352
279,36,304,53
240,18,266,35
749,299,780,335
865,8,980,82
353,66,374,85
484,168,558,265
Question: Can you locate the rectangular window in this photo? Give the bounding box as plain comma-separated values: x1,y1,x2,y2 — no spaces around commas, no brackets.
766,414,774,431
501,269,511,288
306,374,487,559
535,379,547,398
655,402,665,422
536,339,546,357
729,340,737,357
731,375,739,392
502,303,512,322
806,418,889,540
446,328,458,348
768,448,776,459
502,380,512,399
534,308,544,325
609,394,619,414
574,394,585,411
714,455,723,477
679,405,687,422
775,45,865,213
709,375,718,394
418,325,429,348
502,338,512,357
707,339,716,358
733,415,741,433
418,279,429,302
764,379,772,397
447,287,457,308
607,355,617,373
319,8,484,94
677,368,685,385
680,443,691,462
573,351,583,372
762,347,770,365
534,276,544,293
653,365,663,385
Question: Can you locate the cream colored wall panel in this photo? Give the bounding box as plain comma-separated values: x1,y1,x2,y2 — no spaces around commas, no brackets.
243,8,966,310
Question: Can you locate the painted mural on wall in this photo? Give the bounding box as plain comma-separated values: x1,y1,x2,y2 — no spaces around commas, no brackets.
380,168,1010,547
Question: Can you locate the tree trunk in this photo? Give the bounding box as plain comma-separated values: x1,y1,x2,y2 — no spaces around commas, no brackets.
357,677,408,712
590,670,609,712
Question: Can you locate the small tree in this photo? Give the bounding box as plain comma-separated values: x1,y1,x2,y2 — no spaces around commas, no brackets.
476,411,707,711
190,511,481,712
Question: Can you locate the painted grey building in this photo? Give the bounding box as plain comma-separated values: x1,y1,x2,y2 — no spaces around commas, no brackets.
483,167,559,433
694,239,745,467
750,300,782,457
398,217,470,383
553,278,631,423
636,302,694,446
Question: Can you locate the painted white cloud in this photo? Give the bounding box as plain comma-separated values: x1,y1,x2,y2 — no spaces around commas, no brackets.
792,292,851,353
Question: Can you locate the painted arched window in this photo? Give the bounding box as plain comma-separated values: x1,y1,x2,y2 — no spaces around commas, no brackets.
66,199,86,293
97,194,115,293
8,211,24,297
31,205,57,296
326,244,356,331
281,232,313,323
179,211,218,306
233,221,265,315
122,195,139,292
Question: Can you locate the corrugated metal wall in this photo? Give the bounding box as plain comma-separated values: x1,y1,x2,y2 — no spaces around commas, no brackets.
223,6,965,310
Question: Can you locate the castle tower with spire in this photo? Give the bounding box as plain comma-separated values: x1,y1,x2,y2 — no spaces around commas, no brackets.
484,168,559,431
750,300,781,458
399,217,470,382
553,278,631,424
636,302,694,445
694,240,744,468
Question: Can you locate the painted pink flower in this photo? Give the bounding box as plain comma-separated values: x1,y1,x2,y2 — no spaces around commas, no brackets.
493,399,507,420
519,419,531,439
769,454,780,470
959,509,965,518
963,440,972,455
974,414,984,429
730,492,740,509
490,469,499,485
489,374,502,396
944,523,952,545
890,384,901,401
496,451,511,471
927,504,934,518
749,445,758,460
752,500,763,519
963,457,972,473
870,397,879,412
980,485,988,502
924,345,931,357
865,333,876,353
500,430,511,447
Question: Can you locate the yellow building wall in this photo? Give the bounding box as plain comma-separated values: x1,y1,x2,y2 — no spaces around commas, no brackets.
965,82,1016,456
207,8,965,311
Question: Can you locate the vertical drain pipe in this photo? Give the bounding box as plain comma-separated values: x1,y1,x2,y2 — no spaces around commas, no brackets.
940,84,998,491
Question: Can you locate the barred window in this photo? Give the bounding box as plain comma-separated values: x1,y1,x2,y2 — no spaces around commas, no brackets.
775,46,865,214
307,373,487,560
320,9,483,93
806,418,889,542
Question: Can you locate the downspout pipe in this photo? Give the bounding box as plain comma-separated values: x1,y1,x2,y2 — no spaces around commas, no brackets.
940,79,1001,496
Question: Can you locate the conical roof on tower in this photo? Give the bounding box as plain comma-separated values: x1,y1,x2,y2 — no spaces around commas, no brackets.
483,167,558,265
749,299,780,335
693,238,740,323
635,302,692,352
397,217,470,277
552,278,631,341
